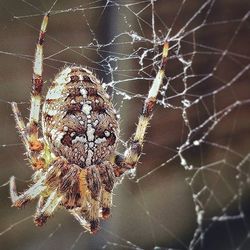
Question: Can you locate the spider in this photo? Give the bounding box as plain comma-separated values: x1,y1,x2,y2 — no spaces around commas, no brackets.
10,13,169,233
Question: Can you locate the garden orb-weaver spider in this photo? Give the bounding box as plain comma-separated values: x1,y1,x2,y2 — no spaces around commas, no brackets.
10,13,169,233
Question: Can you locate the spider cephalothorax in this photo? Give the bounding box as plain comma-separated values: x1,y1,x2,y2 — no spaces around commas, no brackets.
10,13,169,233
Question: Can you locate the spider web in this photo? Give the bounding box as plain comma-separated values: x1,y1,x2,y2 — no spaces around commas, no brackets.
0,0,250,249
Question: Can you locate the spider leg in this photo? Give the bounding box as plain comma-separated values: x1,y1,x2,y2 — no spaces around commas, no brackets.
10,176,46,208
101,189,112,219
33,196,45,222
36,196,46,213
11,15,50,170
26,14,49,157
78,168,102,233
11,102,46,169
11,102,30,155
88,199,101,233
28,14,48,135
78,169,91,208
114,42,169,176
70,209,91,232
86,168,102,233
69,170,92,232
98,163,115,219
34,190,62,226
70,201,100,234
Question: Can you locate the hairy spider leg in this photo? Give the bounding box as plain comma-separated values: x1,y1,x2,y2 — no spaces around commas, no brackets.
34,190,63,226
85,168,102,233
27,13,49,165
77,165,114,233
101,189,112,219
114,42,169,176
98,163,116,219
70,209,91,232
70,201,100,234
10,176,46,208
69,167,96,233
11,102,31,156
29,13,48,137
78,169,99,233
11,14,49,170
36,196,46,214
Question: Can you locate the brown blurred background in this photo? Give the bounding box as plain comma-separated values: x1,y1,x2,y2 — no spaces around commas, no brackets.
0,0,250,249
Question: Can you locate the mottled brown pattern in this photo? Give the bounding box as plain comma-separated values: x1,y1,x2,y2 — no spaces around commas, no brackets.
61,133,73,147
107,132,116,146
86,168,101,200
85,87,97,96
42,67,119,168
32,74,43,95
70,75,79,82
98,163,116,192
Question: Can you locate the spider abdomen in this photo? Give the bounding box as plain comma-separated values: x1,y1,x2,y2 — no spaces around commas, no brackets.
42,66,119,168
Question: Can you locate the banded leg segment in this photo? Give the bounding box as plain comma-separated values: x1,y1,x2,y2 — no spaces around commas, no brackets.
85,168,102,233
10,176,46,208
34,191,63,226
77,164,115,233
98,163,115,219
12,101,46,169
27,14,49,149
11,102,30,155
101,189,112,219
11,15,49,170
70,203,100,234
11,102,46,170
114,42,169,176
